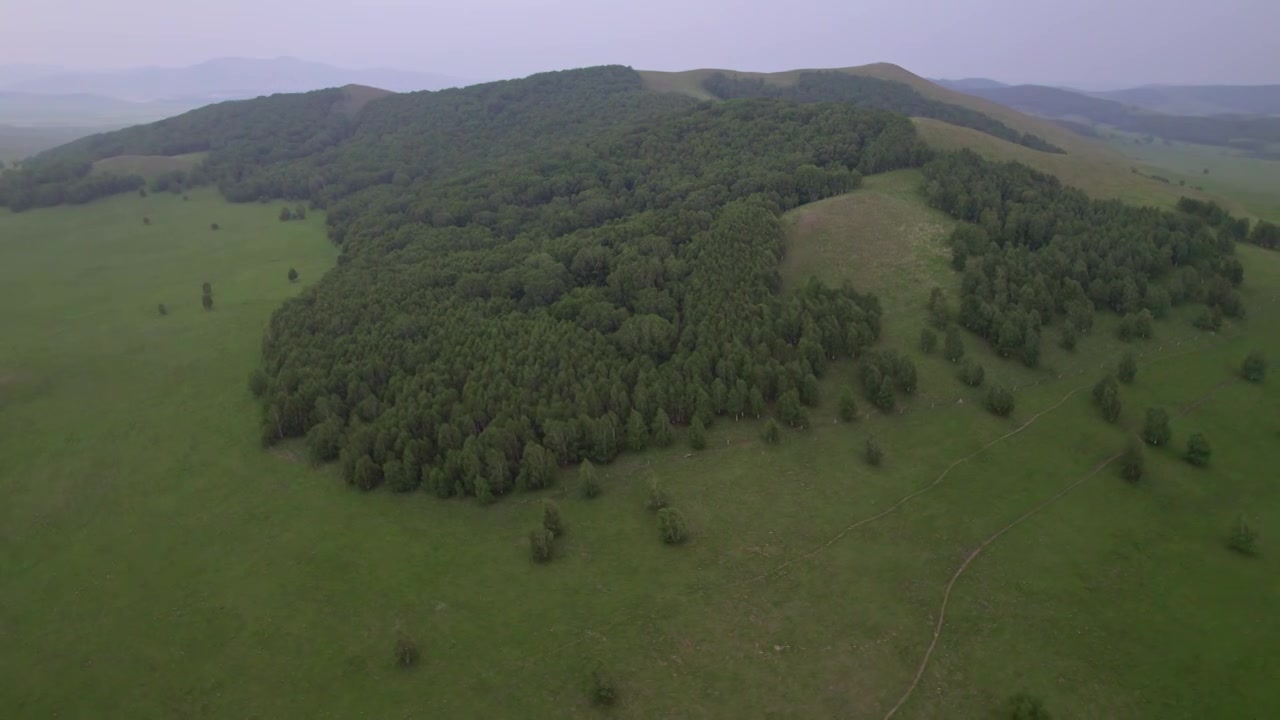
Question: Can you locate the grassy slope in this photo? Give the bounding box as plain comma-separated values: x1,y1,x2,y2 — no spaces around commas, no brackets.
91,152,208,178
639,65,1231,213
2,188,1278,716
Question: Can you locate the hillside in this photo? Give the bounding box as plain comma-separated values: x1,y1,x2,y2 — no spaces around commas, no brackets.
1092,84,1280,116
640,64,1215,211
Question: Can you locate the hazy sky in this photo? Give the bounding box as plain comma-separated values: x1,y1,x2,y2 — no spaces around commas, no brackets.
8,0,1278,86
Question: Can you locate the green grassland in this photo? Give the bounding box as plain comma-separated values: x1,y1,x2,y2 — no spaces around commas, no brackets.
1101,134,1280,222
3,180,1280,719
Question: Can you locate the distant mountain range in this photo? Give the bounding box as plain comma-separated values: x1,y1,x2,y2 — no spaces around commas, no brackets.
934,78,1280,118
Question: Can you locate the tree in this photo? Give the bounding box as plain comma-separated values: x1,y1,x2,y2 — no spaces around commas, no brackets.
1058,324,1077,351
384,459,418,493
657,507,688,544
288,267,299,283
542,500,564,537
777,389,807,427
1142,407,1171,446
647,478,669,512
1007,692,1052,720
157,303,167,316
838,389,858,422
762,418,781,444
579,460,601,498
1117,353,1137,384
985,385,1015,417
306,420,341,464
279,206,293,221
688,417,707,450
626,409,648,451
1227,515,1257,556
590,668,618,707
1242,351,1267,382
1185,433,1211,467
353,455,382,491
958,359,985,387
1120,440,1144,482
529,527,554,562
201,281,214,312
142,216,151,226
651,409,673,447
138,187,147,197
394,634,420,668
210,223,219,231
864,436,883,466
1092,376,1122,423
294,204,307,220
944,326,965,362
920,328,938,354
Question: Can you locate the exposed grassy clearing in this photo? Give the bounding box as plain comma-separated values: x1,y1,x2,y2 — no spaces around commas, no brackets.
91,151,207,178
1,189,1278,719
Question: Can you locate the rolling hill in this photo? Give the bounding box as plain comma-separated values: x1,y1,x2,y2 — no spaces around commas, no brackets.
1090,84,1280,116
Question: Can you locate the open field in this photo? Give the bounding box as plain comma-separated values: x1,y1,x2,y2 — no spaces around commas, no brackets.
1101,135,1280,222
2,185,1279,720
91,152,208,179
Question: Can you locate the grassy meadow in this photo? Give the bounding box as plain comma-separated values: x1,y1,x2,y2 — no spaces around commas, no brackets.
2,181,1279,720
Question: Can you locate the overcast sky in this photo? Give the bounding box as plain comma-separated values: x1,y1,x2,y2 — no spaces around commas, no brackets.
8,0,1278,87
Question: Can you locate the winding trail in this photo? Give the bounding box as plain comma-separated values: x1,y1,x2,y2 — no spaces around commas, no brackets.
880,376,1235,719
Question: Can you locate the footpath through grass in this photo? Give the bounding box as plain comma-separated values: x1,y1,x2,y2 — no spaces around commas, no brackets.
1,192,1278,719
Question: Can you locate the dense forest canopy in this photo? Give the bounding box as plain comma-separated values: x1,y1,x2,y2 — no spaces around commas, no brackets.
1,65,1249,503
700,71,1064,154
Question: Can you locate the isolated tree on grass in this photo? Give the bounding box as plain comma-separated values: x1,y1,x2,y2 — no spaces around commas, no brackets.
1227,514,1258,556
762,418,781,445
157,303,167,316
920,328,938,354
651,409,673,447
838,389,858,422
579,460,601,499
529,527,554,563
864,436,883,467
288,267,299,283
210,222,219,231
657,507,688,544
1184,433,1211,467
985,385,1015,417
1241,351,1267,382
944,326,965,362
1120,440,1145,482
1092,376,1122,423
1117,352,1137,384
142,216,151,226
688,417,707,450
646,478,669,512
542,500,564,538
279,206,293,222
1007,692,1052,719
958,359,985,387
201,281,214,311
1142,408,1171,446
294,204,307,220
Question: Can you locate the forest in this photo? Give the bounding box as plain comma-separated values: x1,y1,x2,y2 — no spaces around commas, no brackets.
923,150,1245,364
700,71,1064,153
0,65,1248,501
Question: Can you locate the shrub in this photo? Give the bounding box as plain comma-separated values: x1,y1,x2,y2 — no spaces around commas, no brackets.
288,267,299,283
646,479,669,512
919,328,938,354
529,527,554,562
210,222,219,231
1184,433,1211,466
762,418,781,445
958,359,985,387
1242,351,1267,382
1120,440,1144,482
1117,352,1137,384
1141,408,1171,446
657,507,688,544
157,303,167,316
864,436,883,467
1007,692,1052,719
579,460,601,499
688,418,707,450
838,390,858,422
394,634,419,668
590,669,618,706
985,385,1015,416
1227,515,1257,556
542,500,564,537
